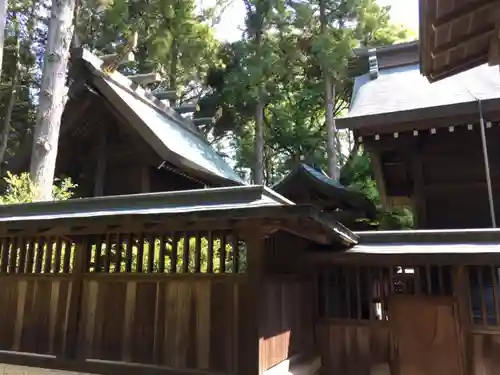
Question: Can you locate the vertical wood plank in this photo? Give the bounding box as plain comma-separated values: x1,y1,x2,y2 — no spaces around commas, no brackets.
44,237,54,273
83,280,99,359
18,237,27,274
35,238,44,273
171,233,179,274
220,233,227,273
8,237,17,274
63,237,87,359
12,280,28,351
62,240,72,273
196,281,211,369
182,233,189,273
114,234,122,273
48,280,60,354
147,235,155,273
124,234,133,273
136,234,144,273
0,237,8,272
207,232,214,274
54,237,63,274
25,239,35,274
158,234,166,273
122,281,137,362
194,233,201,273
153,281,165,365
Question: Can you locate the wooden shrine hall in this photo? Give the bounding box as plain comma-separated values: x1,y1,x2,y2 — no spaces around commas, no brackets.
9,48,244,197
5,43,500,375
339,41,500,229
315,39,500,375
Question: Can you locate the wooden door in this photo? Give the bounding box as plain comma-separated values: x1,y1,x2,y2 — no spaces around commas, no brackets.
388,295,464,375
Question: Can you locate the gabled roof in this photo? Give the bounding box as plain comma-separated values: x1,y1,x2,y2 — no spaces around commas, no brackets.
71,48,244,186
337,61,500,131
273,163,377,219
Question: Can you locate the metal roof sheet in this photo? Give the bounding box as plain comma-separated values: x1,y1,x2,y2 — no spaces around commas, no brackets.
273,164,377,218
338,62,500,129
345,242,500,255
0,185,290,222
73,48,244,186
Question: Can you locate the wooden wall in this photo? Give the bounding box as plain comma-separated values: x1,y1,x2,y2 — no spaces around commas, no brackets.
315,322,392,375
0,274,247,374
259,277,315,372
0,229,255,375
365,125,500,229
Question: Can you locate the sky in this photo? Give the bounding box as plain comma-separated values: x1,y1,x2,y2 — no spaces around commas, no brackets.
204,0,419,42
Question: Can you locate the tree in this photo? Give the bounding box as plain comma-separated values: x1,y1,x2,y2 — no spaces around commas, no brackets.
319,0,338,180
0,0,7,81
243,0,272,185
30,0,76,201
0,9,20,167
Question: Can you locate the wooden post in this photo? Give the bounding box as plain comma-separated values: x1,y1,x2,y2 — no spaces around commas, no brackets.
412,143,427,228
239,226,266,375
63,237,88,359
452,266,471,375
94,125,107,197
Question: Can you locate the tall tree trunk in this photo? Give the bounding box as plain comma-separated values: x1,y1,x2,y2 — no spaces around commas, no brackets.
253,20,264,185
254,94,264,184
0,13,20,168
0,0,7,80
30,0,76,201
319,0,338,180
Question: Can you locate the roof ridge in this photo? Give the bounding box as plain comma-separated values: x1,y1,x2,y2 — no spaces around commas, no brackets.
74,48,205,140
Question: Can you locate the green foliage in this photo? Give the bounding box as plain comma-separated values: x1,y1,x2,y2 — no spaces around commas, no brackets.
2,0,415,230
0,172,76,204
89,235,247,274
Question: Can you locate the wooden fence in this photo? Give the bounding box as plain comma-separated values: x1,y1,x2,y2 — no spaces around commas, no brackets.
314,264,500,375
0,229,253,375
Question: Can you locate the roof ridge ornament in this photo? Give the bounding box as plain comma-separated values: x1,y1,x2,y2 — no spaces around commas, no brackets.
368,48,379,80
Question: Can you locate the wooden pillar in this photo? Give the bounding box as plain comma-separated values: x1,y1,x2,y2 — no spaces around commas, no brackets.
94,125,107,197
370,150,389,208
239,227,267,375
63,237,89,359
412,144,427,229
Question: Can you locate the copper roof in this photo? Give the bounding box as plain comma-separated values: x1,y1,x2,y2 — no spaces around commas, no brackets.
419,0,498,81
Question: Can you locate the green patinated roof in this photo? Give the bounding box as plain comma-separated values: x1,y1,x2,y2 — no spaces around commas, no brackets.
72,48,244,186
0,185,290,222
0,185,357,245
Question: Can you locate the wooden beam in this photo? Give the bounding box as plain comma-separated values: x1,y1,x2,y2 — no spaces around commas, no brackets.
127,72,162,85
431,25,494,57
153,90,177,101
173,104,198,114
100,52,135,64
192,117,215,126
431,0,494,29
